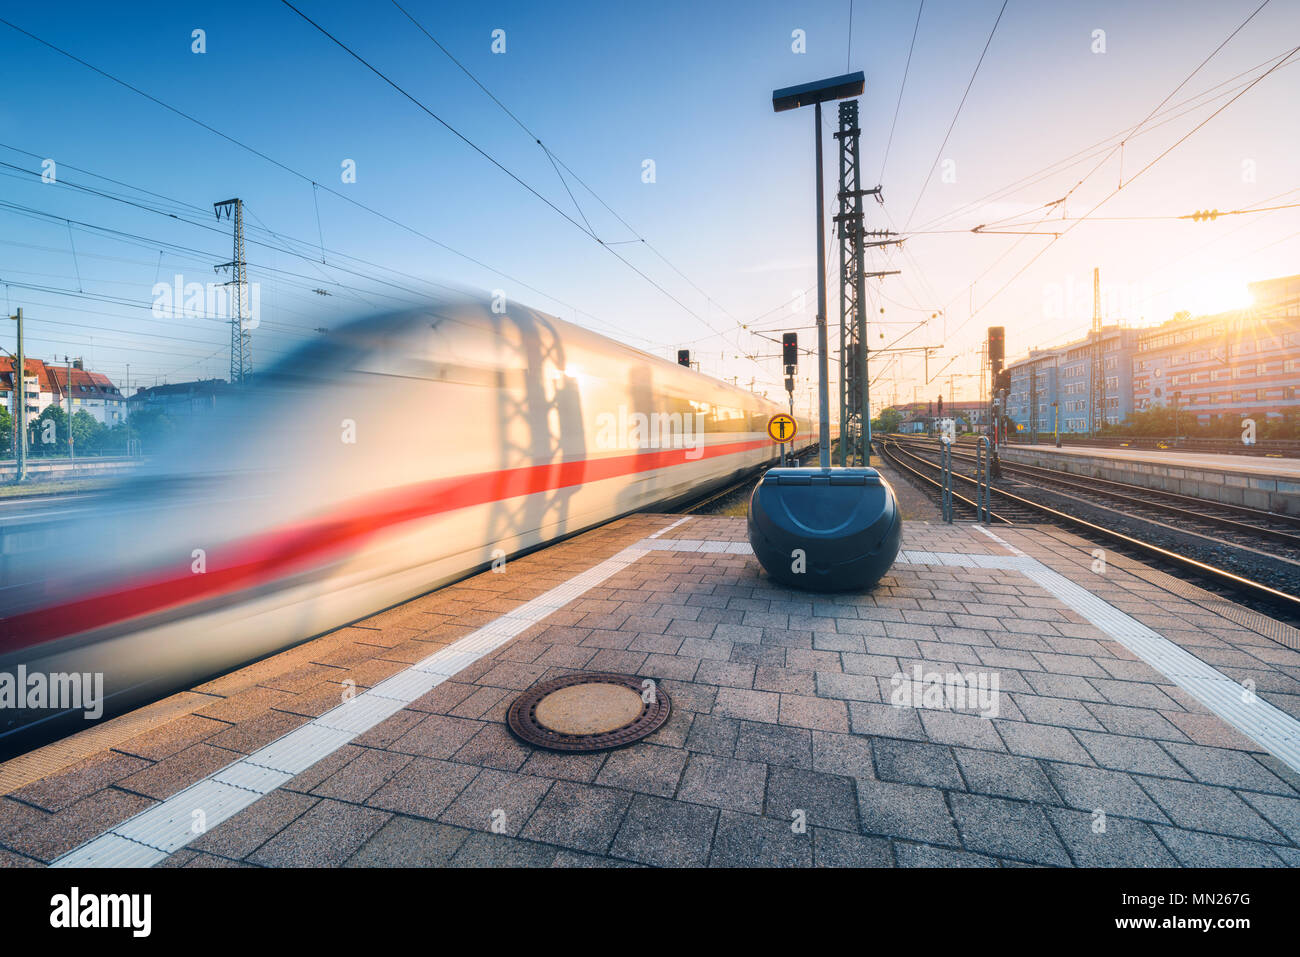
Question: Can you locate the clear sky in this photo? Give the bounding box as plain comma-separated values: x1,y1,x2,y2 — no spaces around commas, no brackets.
1,0,1296,408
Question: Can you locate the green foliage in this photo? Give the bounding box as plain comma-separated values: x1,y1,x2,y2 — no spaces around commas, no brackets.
1106,405,1300,442
32,405,68,452
71,409,105,452
872,407,904,434
125,407,178,452
1110,406,1182,437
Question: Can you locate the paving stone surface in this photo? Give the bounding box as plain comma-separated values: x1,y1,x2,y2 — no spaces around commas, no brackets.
3,512,1300,867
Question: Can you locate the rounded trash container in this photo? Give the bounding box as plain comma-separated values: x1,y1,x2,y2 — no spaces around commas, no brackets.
747,467,902,592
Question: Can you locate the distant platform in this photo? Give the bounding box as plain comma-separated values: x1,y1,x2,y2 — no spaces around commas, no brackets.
3,513,1299,868
1002,444,1300,513
1004,442,1300,478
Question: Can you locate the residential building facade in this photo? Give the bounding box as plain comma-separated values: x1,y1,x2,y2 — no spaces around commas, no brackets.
1005,326,1140,434
1006,347,1064,437
127,379,233,417
894,400,991,433
1133,274,1300,426
1,358,126,426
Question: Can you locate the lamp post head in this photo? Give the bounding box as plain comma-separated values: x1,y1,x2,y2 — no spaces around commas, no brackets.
772,72,864,112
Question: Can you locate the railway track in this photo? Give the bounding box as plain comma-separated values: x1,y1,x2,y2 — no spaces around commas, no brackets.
877,436,1300,626
894,436,1300,542
681,444,823,515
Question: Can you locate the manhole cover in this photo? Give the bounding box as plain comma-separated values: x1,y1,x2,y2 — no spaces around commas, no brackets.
507,673,672,752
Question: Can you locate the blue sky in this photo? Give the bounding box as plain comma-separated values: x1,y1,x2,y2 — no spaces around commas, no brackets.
1,0,1296,407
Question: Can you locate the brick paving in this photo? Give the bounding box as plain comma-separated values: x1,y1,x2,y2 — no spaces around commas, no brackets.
3,512,1300,868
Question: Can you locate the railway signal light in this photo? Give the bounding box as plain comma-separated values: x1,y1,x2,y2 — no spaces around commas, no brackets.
677,349,690,367
987,327,1005,371
782,333,798,369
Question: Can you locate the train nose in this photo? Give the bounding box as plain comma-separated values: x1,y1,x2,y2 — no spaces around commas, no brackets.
746,466,902,592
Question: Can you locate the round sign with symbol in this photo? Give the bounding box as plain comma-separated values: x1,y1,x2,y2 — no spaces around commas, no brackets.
767,414,797,443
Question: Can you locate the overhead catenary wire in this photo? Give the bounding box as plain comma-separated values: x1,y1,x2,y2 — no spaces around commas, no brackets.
901,0,1008,232
941,41,1300,348
0,16,669,353
279,0,751,361
879,0,924,185
385,0,766,364
907,44,1297,236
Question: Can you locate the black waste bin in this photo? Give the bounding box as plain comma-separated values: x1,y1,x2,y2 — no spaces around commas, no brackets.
747,467,902,592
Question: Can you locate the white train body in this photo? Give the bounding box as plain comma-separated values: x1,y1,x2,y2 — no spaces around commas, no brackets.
0,301,820,746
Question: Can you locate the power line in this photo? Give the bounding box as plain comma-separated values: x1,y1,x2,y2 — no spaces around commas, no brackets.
1060,0,1273,208
279,0,742,352
908,46,1297,236
941,43,1299,349
0,16,665,349
879,0,924,184
0,153,667,348
385,0,761,354
902,0,1008,231
846,0,855,72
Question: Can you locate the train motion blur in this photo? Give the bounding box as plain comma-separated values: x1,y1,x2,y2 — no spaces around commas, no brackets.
0,298,818,752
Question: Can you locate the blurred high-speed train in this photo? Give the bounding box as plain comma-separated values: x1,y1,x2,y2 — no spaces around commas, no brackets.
0,299,821,750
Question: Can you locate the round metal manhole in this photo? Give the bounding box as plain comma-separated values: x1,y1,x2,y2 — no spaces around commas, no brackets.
507,672,672,752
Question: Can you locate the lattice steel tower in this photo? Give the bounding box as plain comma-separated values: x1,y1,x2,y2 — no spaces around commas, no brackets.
215,198,252,385
835,100,868,466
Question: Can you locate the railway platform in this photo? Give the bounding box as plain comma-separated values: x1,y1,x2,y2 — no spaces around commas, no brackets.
1001,443,1300,514
3,512,1300,868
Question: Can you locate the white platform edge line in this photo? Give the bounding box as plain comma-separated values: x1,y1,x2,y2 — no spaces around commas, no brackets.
1020,563,1300,774
895,539,1300,772
50,532,663,868
648,516,692,539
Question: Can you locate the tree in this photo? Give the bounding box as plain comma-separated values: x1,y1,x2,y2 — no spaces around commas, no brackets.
0,406,11,455
71,409,105,453
124,407,178,453
33,405,68,454
872,407,904,434
1261,409,1300,440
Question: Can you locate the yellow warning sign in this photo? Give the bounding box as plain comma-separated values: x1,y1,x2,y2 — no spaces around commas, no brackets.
767,414,797,443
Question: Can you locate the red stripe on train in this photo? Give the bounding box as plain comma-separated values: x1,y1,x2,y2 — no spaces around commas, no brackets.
1,439,770,652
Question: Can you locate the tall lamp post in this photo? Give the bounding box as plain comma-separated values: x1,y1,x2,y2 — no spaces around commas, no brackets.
773,72,865,468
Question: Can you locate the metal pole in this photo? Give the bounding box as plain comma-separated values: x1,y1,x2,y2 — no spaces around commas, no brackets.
65,355,74,467
976,434,992,523
813,101,830,468
940,441,953,523
860,296,869,457
125,362,131,456
13,307,26,482
788,390,796,466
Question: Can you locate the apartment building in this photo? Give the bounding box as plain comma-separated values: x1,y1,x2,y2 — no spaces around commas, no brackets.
1133,274,1300,426
1005,326,1139,434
